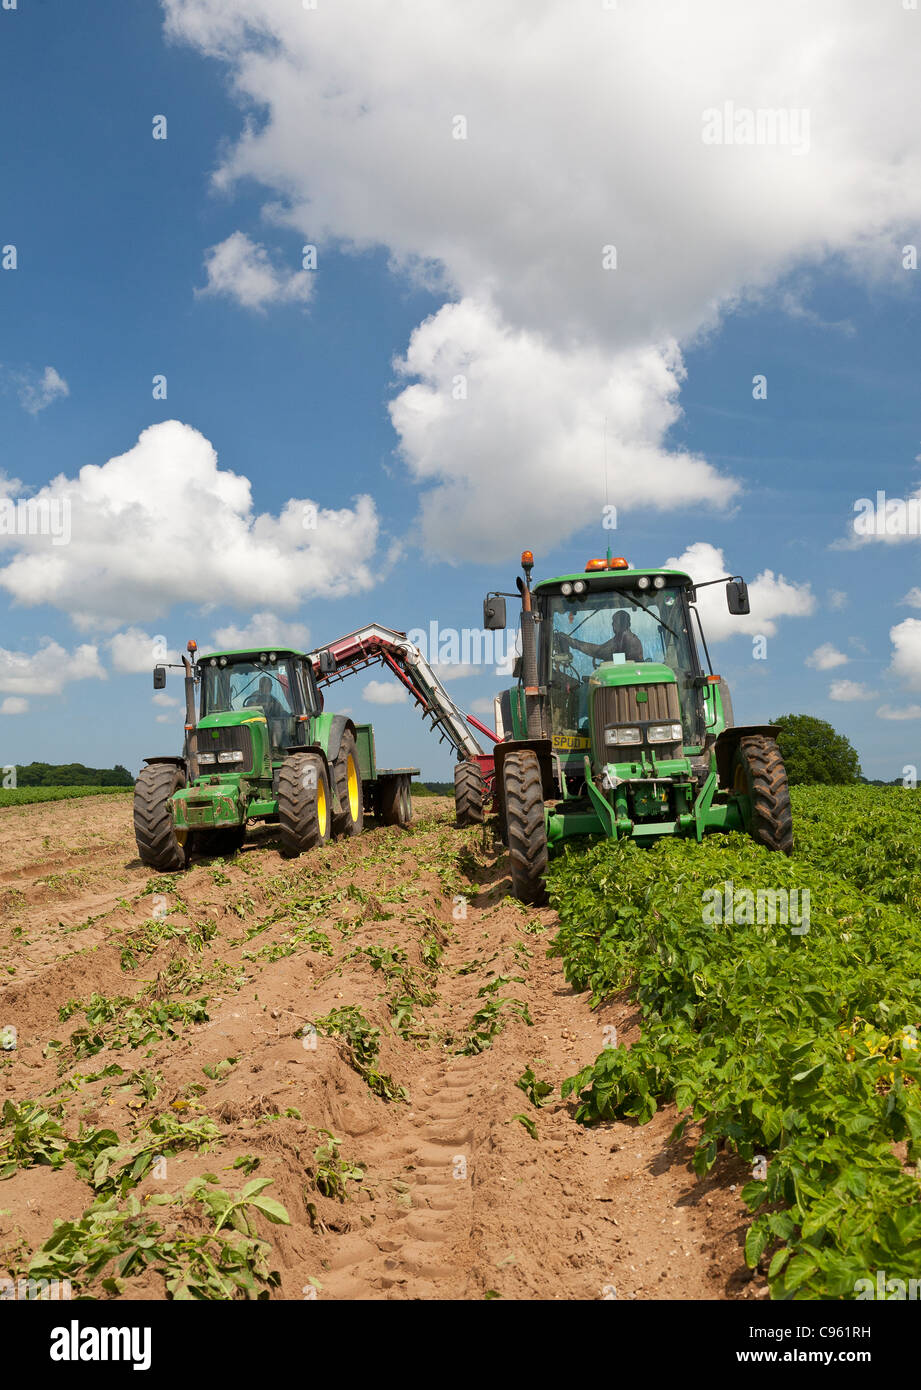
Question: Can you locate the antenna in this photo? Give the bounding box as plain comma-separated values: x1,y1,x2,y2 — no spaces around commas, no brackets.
603,414,611,564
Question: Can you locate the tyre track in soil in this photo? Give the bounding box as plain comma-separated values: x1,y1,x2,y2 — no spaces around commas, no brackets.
0,794,768,1301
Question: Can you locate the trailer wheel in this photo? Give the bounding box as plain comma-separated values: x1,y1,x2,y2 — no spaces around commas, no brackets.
379,775,412,827
331,730,364,838
195,826,246,858
277,752,331,857
503,750,548,905
454,760,485,827
732,735,793,855
134,763,188,871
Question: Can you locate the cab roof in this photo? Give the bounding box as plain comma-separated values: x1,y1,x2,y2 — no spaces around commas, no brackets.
534,566,693,590
196,647,308,663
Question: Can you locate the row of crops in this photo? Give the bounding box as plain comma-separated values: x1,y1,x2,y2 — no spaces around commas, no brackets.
0,786,134,808
548,785,921,1300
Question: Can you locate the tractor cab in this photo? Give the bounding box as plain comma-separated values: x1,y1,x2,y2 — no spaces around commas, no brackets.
197,649,322,759
539,566,705,760
476,550,792,905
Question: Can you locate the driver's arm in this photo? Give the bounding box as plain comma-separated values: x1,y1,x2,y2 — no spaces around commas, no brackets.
570,636,615,660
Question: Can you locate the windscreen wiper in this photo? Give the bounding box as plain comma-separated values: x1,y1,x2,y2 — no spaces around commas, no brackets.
621,592,682,643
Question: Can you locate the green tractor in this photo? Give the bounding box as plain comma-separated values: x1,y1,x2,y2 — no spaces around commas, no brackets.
134,641,417,871
468,550,792,903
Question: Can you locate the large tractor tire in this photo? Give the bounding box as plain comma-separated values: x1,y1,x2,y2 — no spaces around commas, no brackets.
277,752,331,858
454,759,485,827
732,735,793,855
134,763,188,871
195,826,246,859
503,750,548,905
331,730,364,838
378,775,412,827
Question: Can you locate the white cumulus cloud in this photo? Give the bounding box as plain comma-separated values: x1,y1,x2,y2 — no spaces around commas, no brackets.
3,365,70,415
877,703,921,721
362,678,408,705
888,618,921,690
665,541,814,641
0,421,379,629
0,696,28,715
829,679,876,702
164,0,921,556
108,629,180,674
0,641,105,697
199,231,313,311
806,643,848,671
210,611,311,651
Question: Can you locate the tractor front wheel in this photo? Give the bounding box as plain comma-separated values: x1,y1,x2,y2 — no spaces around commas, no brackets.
454,760,485,827
277,752,331,857
134,763,188,871
503,750,548,905
732,735,793,854
331,731,364,838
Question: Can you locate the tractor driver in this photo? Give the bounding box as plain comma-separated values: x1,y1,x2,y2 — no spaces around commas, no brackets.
244,675,289,720
567,609,644,664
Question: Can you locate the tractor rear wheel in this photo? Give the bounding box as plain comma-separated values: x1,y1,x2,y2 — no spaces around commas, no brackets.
331,731,364,838
732,735,793,854
378,775,412,827
195,826,246,858
277,752,331,857
503,750,548,905
134,763,188,871
454,760,485,827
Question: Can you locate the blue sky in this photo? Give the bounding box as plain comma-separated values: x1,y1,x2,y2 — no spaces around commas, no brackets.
1,0,920,781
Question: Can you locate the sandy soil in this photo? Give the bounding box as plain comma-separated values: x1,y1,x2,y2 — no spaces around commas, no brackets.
0,793,767,1300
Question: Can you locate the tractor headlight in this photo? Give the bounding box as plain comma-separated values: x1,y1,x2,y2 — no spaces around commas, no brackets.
561,581,573,596
217,750,244,764
648,723,682,743
605,726,642,746
198,752,216,765
636,576,651,590
653,575,666,589
573,580,587,594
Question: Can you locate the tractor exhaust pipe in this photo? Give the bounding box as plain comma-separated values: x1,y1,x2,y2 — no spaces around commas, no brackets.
183,640,199,782
518,551,543,740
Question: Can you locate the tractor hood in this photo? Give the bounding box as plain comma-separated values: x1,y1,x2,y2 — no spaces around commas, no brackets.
588,661,676,689
198,710,268,730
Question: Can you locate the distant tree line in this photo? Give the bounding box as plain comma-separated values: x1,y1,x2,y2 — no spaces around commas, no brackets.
13,762,134,787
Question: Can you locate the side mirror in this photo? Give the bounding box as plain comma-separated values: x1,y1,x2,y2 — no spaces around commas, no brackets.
726,579,750,616
483,595,506,630
153,666,166,690
317,649,336,675
512,655,523,680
